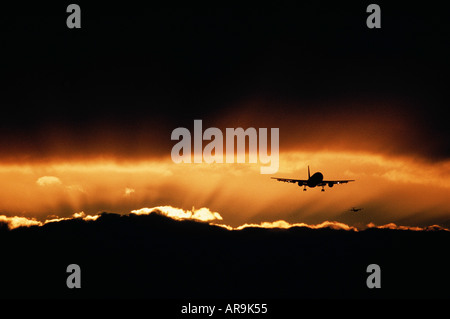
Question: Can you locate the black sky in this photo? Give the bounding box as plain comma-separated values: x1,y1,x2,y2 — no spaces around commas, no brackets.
0,2,448,161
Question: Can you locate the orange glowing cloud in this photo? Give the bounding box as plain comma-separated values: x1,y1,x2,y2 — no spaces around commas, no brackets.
0,211,99,229
366,222,448,231
1,206,448,232
221,220,358,231
0,215,42,229
36,176,62,187
131,206,223,222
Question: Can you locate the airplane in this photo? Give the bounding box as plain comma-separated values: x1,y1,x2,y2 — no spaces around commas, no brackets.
271,166,355,191
349,207,363,213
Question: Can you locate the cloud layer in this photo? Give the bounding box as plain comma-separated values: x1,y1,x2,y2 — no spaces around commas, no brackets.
0,212,98,229
131,206,223,222
0,205,447,232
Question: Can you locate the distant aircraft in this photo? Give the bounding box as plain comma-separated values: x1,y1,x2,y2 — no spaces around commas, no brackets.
271,166,355,192
349,207,363,213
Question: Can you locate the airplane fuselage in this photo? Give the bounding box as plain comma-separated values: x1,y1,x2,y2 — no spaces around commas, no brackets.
304,172,323,188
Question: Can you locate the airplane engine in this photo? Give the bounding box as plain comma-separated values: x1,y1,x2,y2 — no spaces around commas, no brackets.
328,182,334,187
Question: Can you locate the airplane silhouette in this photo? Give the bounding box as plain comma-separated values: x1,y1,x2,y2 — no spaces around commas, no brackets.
271,166,355,191
349,207,363,213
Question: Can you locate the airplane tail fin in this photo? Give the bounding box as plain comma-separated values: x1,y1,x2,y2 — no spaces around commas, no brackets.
308,165,310,179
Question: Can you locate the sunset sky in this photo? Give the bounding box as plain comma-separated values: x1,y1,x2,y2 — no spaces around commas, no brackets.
1,3,449,230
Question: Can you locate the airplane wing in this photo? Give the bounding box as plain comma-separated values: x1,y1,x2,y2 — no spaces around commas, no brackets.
271,177,308,185
319,180,355,186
